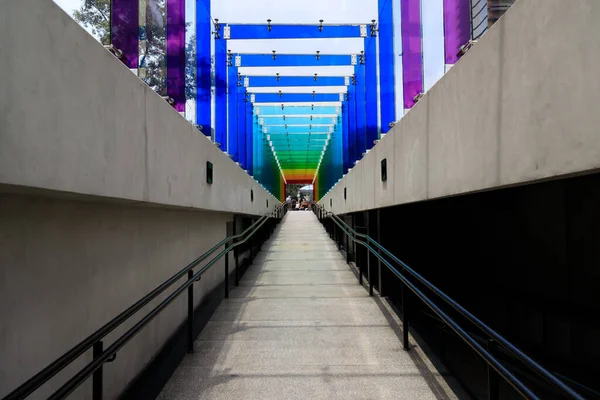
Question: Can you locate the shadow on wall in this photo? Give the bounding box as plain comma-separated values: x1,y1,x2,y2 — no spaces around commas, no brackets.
377,172,600,395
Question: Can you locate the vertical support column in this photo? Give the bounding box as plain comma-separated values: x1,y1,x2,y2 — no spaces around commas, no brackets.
196,0,211,136
400,0,424,112
233,217,239,286
215,36,227,151
365,212,371,290
443,0,471,71
166,0,186,112
355,61,367,160
364,36,378,150
348,79,357,169
111,0,139,69
401,282,410,350
334,125,343,182
377,209,382,296
487,339,499,400
227,64,238,161
342,98,350,174
378,0,396,133
187,269,194,352
246,101,253,176
224,242,230,298
92,341,104,400
236,76,247,169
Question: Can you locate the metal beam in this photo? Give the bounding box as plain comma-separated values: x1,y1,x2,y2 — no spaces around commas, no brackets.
247,76,347,86
253,93,342,102
254,102,341,107
227,24,364,40
237,54,353,67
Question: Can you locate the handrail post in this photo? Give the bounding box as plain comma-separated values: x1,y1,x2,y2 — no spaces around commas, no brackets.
367,239,371,291
92,341,103,400
258,222,263,252
233,218,239,286
401,283,409,351
357,226,367,286
345,228,350,265
187,269,194,353
270,215,275,237
488,339,499,400
249,218,254,265
224,243,230,298
368,235,374,296
377,209,383,297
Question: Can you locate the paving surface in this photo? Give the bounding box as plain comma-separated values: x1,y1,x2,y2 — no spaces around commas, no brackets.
158,211,456,400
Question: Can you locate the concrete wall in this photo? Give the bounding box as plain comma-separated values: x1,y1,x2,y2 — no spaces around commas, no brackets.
0,1,283,398
0,194,232,399
320,0,600,213
0,0,279,215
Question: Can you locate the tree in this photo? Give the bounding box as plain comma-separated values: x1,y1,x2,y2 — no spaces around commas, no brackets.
73,0,199,99
286,184,301,199
72,0,110,45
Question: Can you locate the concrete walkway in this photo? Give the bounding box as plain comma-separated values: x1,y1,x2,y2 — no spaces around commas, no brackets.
158,211,456,400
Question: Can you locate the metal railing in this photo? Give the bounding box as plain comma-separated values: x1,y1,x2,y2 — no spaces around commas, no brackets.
313,204,584,400
3,204,287,400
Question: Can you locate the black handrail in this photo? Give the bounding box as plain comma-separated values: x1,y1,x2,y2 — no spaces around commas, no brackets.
325,211,582,399
313,203,584,400
4,204,286,400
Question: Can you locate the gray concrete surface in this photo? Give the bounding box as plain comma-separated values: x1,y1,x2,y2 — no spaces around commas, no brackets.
0,0,278,215
0,194,233,399
320,0,600,214
158,212,458,400
0,1,282,398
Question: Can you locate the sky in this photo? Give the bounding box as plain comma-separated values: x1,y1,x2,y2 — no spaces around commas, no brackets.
53,0,447,182
53,0,446,94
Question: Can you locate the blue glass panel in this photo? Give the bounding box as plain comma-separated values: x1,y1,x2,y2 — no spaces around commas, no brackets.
248,76,346,86
348,82,357,167
237,83,247,169
238,54,352,67
365,36,378,148
260,117,336,125
253,93,341,102
342,100,350,174
228,65,238,161
246,103,254,176
256,106,338,115
195,0,211,134
355,62,367,160
378,0,396,133
215,38,227,149
228,25,362,40
265,126,332,134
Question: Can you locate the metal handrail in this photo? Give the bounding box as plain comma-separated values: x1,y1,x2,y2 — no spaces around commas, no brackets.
4,204,286,400
313,204,584,400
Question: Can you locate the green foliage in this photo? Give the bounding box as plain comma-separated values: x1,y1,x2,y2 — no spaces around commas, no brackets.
73,0,200,99
72,0,110,45
287,184,301,199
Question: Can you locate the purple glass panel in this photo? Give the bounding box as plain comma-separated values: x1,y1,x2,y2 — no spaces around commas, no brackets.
443,0,471,65
166,0,186,112
111,0,139,69
400,0,423,110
